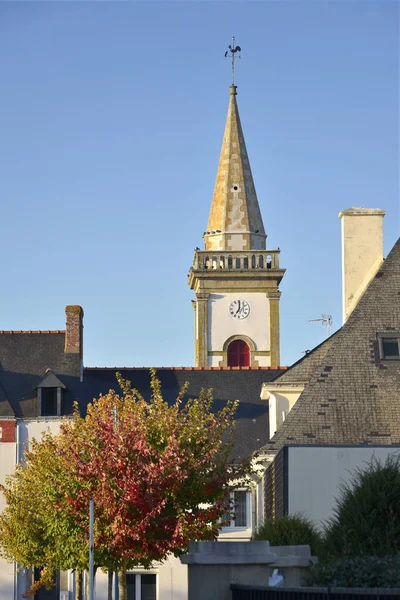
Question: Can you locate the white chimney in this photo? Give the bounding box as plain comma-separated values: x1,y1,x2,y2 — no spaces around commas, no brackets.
339,208,385,323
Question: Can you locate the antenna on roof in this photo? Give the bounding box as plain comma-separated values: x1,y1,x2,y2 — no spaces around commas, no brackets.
308,314,332,338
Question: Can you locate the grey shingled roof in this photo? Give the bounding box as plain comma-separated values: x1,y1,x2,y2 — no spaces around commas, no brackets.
0,332,81,417
263,237,400,454
266,332,338,386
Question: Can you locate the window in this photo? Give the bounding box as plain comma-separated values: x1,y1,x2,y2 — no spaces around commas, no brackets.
222,490,250,529
227,339,250,367
42,388,58,416
37,371,66,417
378,334,400,360
126,573,157,600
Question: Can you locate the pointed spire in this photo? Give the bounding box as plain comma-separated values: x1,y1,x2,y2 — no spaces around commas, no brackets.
204,85,266,252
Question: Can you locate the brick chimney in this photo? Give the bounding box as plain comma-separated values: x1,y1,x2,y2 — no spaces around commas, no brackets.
339,208,385,323
64,305,84,357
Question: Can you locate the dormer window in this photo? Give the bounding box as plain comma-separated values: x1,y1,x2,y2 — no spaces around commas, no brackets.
378,333,400,360
36,370,67,417
42,388,57,416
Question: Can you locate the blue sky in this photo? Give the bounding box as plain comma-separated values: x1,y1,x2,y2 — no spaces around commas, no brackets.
0,1,398,368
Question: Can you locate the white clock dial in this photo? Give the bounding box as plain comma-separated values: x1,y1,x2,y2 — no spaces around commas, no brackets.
229,300,250,320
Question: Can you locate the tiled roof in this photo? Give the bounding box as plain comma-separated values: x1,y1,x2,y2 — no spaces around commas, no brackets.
263,237,400,455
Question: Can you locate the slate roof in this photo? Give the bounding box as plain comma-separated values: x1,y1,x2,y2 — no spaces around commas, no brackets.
81,367,286,461
264,332,338,386
0,332,81,417
263,237,400,455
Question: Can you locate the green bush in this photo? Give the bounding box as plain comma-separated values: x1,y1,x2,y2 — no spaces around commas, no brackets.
307,555,400,588
323,454,400,559
253,514,323,556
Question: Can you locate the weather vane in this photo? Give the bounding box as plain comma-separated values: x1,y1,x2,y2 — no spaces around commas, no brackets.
224,37,241,85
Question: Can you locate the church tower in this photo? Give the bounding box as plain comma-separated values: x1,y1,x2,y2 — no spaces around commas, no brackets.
188,83,285,367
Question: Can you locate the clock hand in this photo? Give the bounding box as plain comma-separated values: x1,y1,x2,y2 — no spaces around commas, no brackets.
236,301,241,315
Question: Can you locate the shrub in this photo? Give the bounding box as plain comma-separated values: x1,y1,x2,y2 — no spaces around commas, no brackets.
253,514,322,556
323,454,400,559
307,555,400,588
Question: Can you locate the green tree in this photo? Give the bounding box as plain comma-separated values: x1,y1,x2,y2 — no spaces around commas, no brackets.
0,370,243,600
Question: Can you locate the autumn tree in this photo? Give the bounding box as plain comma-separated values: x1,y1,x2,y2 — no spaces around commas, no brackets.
0,370,244,600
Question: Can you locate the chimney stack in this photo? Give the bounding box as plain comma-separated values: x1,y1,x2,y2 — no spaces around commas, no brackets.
65,305,84,357
339,208,385,323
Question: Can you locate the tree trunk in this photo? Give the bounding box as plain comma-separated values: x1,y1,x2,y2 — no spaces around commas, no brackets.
118,564,127,600
107,566,113,600
75,570,83,600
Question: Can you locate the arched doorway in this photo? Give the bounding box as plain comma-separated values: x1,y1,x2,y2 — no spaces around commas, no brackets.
227,339,250,367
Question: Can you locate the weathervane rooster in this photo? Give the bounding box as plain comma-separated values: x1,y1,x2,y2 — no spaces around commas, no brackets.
225,37,241,85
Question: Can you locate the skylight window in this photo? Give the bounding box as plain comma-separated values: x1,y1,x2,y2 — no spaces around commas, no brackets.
378,334,400,360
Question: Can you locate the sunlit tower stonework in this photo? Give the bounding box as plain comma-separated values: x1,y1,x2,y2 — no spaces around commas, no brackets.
188,40,285,368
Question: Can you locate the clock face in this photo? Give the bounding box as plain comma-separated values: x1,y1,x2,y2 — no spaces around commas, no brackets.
229,300,250,320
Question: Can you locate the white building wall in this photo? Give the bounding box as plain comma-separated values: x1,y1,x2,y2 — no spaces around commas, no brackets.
209,355,224,367
255,355,270,367
18,418,62,461
0,442,18,600
93,556,188,600
286,445,400,527
208,292,270,352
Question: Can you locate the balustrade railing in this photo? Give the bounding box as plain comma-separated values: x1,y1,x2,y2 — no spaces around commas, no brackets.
193,250,280,271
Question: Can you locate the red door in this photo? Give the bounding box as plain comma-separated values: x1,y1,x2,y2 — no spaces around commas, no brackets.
227,340,250,367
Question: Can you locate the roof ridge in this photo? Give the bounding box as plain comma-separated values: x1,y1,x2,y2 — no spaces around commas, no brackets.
84,366,289,371
0,330,65,335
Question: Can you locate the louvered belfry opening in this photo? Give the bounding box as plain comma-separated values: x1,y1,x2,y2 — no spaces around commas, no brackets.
227,339,250,367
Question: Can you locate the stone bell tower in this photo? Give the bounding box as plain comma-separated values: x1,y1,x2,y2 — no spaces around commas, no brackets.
188,84,285,367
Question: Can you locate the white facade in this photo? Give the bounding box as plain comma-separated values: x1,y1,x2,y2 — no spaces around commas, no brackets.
285,445,400,527
0,441,18,600
18,418,62,461
92,556,188,600
208,292,270,366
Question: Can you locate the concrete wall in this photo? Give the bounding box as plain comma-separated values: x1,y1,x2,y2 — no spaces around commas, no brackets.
181,541,315,600
286,445,400,526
